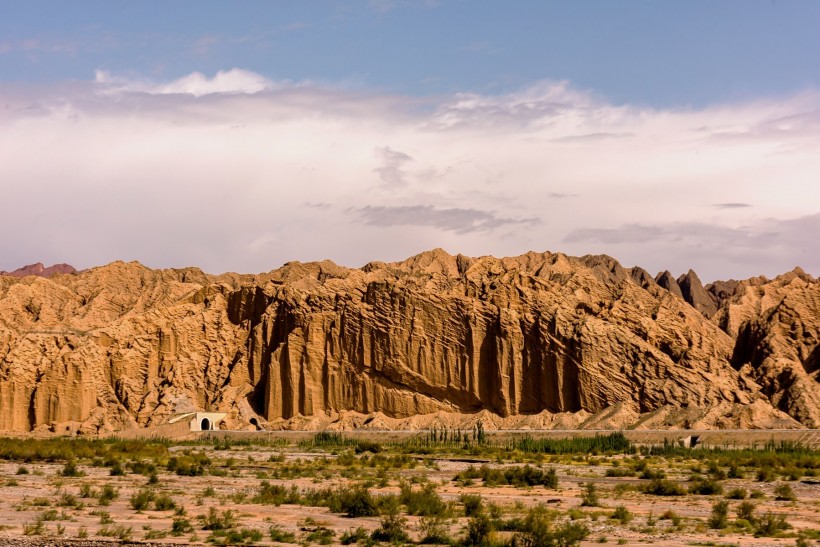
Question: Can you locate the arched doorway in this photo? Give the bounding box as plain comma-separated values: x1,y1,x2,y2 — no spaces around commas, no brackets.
201,417,211,431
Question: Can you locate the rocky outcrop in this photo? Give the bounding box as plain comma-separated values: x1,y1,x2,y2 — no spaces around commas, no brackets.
655,270,683,298
678,269,718,318
0,251,815,433
0,263,77,278
724,269,820,427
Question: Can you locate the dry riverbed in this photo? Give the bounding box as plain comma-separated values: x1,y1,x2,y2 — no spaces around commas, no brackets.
0,433,817,546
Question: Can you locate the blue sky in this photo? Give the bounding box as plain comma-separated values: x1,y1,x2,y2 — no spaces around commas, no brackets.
1,1,818,280
3,1,820,105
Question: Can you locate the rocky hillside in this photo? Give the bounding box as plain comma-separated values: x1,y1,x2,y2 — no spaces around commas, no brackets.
0,251,816,433
0,263,76,278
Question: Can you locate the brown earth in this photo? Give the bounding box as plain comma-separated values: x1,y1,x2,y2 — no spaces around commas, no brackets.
0,444,817,546
0,263,77,279
0,250,817,434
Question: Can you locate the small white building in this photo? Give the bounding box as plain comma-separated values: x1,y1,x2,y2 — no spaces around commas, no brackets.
168,412,227,432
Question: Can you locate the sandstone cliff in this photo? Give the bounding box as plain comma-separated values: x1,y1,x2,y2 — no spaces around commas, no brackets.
0,251,815,433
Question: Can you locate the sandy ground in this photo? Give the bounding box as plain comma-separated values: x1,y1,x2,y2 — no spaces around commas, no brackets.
0,444,817,546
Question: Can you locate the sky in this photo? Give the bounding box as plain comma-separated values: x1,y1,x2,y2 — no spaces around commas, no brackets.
1,1,819,281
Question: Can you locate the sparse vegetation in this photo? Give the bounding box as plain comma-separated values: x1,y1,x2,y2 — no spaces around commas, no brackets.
0,432,814,546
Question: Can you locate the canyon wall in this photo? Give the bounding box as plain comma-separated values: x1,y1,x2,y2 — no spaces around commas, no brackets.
0,250,816,433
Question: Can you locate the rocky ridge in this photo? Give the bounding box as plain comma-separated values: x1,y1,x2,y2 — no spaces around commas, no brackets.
0,250,816,433
0,263,77,278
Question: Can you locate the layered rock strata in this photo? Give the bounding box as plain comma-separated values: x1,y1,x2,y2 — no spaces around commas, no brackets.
0,251,816,433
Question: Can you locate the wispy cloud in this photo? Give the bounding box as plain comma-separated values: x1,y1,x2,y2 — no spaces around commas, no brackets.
712,203,752,209
94,68,277,96
355,205,539,234
373,147,413,186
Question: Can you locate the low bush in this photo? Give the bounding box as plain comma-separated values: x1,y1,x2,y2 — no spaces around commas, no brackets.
642,479,686,496
419,515,452,545
708,500,729,529
688,478,723,495
400,483,448,516
581,483,600,507
153,494,176,511
60,460,83,477
754,511,790,537
171,517,194,536
200,507,237,531
129,489,155,510
340,527,369,545
461,494,484,517
98,485,118,506
454,464,558,488
726,488,748,499
305,527,335,545
512,505,589,547
98,524,133,541
736,501,756,522
611,506,632,524
774,483,796,501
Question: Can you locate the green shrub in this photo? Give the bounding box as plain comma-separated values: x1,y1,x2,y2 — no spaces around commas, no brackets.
253,481,301,506
419,515,452,545
98,524,133,541
167,453,211,476
727,464,743,479
340,527,369,545
605,467,634,477
171,517,194,536
340,486,378,518
754,511,790,537
736,501,756,523
581,483,600,507
726,488,747,499
60,460,83,477
463,512,494,547
708,500,729,529
98,485,118,506
639,468,665,480
371,502,408,543
689,478,723,495
774,483,796,501
659,510,681,527
511,433,632,455
757,467,776,482
129,488,155,510
58,493,81,508
200,507,236,531
305,527,335,545
455,464,558,488
461,494,484,517
153,494,176,511
611,506,632,524
512,505,589,547
269,525,297,543
400,483,448,516
642,479,685,496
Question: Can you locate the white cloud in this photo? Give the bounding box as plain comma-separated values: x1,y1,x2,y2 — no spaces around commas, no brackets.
0,69,818,280
94,68,277,96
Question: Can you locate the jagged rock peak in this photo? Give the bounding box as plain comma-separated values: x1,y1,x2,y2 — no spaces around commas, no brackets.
678,269,718,318
655,270,683,298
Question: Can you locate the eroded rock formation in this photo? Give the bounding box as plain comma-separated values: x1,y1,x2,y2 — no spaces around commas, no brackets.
0,251,816,433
